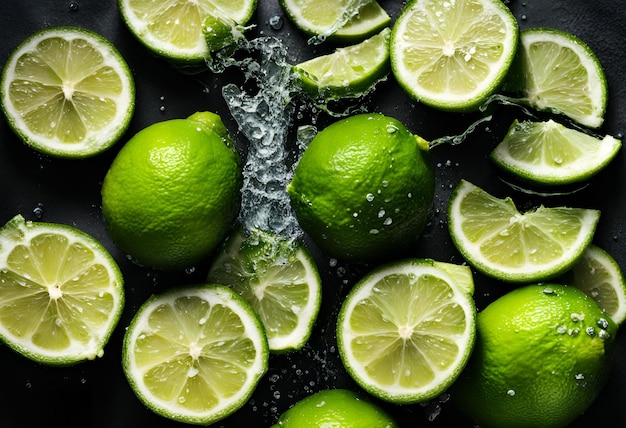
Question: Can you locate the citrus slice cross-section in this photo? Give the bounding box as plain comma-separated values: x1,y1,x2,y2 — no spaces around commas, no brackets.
336,259,476,404
207,228,322,353
390,0,518,112
504,27,608,129
279,0,390,43
447,180,600,283
118,0,257,68
0,214,124,365
293,27,391,99
490,119,621,186
0,26,135,158
122,284,269,425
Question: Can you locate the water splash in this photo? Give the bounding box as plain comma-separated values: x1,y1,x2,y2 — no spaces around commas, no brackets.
430,115,493,148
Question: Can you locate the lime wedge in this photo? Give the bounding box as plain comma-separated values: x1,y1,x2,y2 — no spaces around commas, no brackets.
390,0,518,112
490,119,621,186
0,26,135,158
207,228,322,353
504,28,608,128
279,0,390,43
0,214,124,365
118,0,257,68
447,180,600,283
293,27,391,99
122,284,269,425
336,259,476,404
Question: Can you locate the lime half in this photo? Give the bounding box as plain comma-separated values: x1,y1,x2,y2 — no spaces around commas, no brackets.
0,214,124,365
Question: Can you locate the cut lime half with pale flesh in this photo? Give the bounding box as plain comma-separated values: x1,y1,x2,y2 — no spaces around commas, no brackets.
337,259,476,404
207,228,322,353
504,27,608,129
390,0,519,112
122,284,269,425
293,27,391,99
1,26,135,158
447,180,600,283
490,119,621,186
0,214,124,365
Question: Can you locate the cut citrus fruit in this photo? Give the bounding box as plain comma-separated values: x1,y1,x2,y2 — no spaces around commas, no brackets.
490,119,621,186
207,228,322,353
390,0,518,112
336,258,476,404
279,0,390,43
118,0,257,68
0,214,124,365
447,179,600,283
1,26,135,158
504,27,608,128
122,284,269,425
561,244,626,326
293,27,391,99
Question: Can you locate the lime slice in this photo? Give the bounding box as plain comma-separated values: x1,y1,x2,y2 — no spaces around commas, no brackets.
0,214,124,365
447,179,600,283
279,0,390,43
504,28,608,129
293,27,391,99
336,258,476,404
490,119,621,186
122,284,269,425
0,26,135,158
207,228,322,353
390,0,518,112
118,0,257,68
561,244,626,326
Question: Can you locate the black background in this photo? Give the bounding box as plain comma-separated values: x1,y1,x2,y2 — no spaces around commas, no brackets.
0,1,625,427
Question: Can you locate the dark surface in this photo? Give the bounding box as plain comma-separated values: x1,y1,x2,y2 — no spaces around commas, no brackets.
0,1,625,427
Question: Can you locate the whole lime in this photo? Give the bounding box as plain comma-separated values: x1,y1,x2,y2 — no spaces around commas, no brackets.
287,113,435,264
101,111,242,271
453,283,617,428
271,388,398,428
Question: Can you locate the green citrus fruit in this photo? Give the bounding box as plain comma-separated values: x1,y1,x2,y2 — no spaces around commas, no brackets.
453,283,617,428
271,388,398,428
101,111,242,271
287,113,435,264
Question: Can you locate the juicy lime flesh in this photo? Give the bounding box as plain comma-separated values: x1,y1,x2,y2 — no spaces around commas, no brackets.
9,36,124,144
0,233,118,355
132,295,259,411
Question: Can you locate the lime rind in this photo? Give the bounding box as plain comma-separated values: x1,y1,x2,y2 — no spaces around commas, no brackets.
122,284,269,425
0,26,135,158
390,0,519,112
447,180,600,283
490,119,622,185
0,214,124,365
207,228,322,353
337,258,476,404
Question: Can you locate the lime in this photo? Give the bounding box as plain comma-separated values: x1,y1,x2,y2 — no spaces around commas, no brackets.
447,179,600,283
287,113,435,264
118,0,257,69
101,111,242,271
271,388,398,428
122,284,269,425
279,0,390,43
293,27,391,99
503,27,608,128
390,0,518,112
0,214,124,365
207,228,322,353
336,259,476,404
561,244,626,326
453,284,617,428
0,26,135,158
490,119,621,186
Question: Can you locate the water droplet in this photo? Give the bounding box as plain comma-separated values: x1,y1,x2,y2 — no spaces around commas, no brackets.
269,16,283,30
68,1,79,11
507,389,516,396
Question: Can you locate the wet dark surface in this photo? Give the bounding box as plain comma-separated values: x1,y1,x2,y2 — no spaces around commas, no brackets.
0,1,625,427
